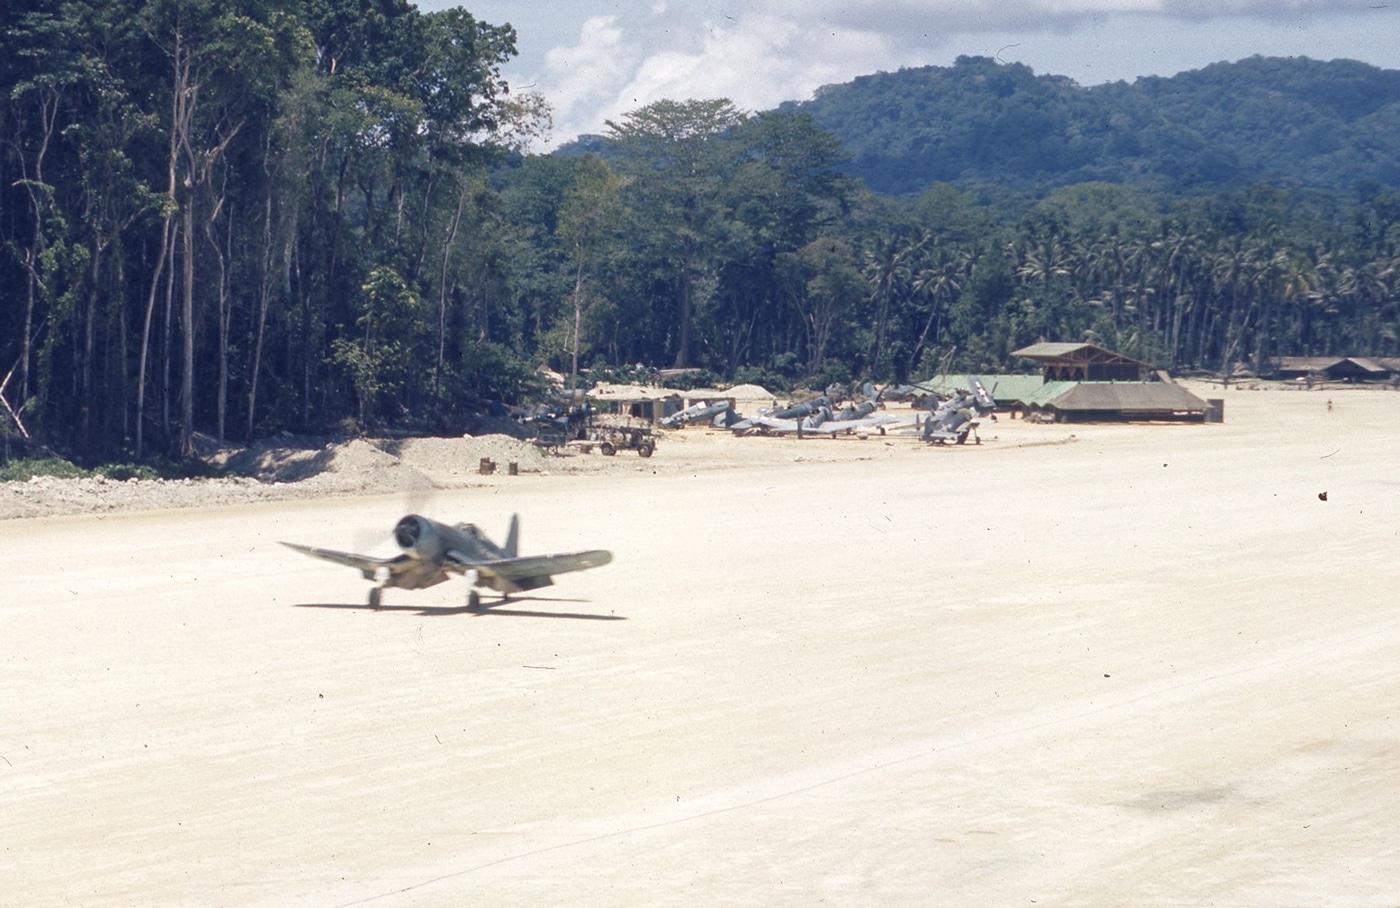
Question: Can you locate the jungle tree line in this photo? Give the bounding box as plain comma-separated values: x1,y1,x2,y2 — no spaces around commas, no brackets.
501,140,1400,399
2,0,540,461
846,181,1400,381
6,1,1400,464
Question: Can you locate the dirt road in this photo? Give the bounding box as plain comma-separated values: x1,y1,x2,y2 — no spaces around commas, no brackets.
4,385,1399,906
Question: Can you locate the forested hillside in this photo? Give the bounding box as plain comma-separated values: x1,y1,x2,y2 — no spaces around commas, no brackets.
784,55,1400,194
5,4,1400,466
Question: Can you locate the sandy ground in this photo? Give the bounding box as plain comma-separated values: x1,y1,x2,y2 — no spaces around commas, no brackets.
4,383,1399,906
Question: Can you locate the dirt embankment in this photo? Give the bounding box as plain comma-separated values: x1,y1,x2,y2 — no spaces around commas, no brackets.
1,398,1076,521
0,433,574,520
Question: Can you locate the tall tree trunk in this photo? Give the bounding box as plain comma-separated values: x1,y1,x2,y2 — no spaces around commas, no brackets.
247,178,280,442
136,217,174,459
202,162,238,444
162,228,176,451
178,145,198,457
570,256,586,390
435,177,468,398
675,239,695,368
79,241,102,460
14,89,61,415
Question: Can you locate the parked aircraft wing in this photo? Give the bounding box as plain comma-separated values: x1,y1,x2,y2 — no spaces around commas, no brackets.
280,542,414,579
803,413,902,434
751,417,802,433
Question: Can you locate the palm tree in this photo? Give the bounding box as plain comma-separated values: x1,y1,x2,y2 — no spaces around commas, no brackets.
1253,248,1316,371
908,249,970,374
862,228,929,376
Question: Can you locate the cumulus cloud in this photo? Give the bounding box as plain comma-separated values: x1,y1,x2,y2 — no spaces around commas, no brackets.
756,0,1378,30
453,0,1400,145
538,17,637,127
534,7,927,140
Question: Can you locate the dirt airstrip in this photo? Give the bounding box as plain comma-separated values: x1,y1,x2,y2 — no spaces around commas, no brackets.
3,382,1399,907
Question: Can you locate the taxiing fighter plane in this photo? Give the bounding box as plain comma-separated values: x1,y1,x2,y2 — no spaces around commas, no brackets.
282,514,612,609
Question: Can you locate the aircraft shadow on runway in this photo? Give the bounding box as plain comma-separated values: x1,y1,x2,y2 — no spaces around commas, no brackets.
295,597,626,621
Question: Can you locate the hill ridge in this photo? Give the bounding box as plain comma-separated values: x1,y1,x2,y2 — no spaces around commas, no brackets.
776,54,1400,194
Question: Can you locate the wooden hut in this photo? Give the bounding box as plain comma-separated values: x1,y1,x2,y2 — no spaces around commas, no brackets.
1272,356,1393,383
1012,342,1154,382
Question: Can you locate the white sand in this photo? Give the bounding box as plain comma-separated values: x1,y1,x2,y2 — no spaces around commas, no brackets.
4,383,1399,906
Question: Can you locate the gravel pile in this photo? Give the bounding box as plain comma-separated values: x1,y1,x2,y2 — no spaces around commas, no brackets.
1,433,573,520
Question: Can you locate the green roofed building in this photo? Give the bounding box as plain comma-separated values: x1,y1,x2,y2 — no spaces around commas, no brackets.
1005,343,1210,422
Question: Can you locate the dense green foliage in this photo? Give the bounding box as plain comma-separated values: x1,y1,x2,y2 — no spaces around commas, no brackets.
785,55,1400,194
2,0,534,460
0,455,190,481
5,6,1400,468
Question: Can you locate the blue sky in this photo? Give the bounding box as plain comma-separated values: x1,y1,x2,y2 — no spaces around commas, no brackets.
416,1,1400,147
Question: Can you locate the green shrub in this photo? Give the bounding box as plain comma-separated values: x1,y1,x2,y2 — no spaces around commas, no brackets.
0,457,89,482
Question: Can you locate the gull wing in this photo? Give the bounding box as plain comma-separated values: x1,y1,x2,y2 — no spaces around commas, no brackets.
280,542,414,581
460,549,612,593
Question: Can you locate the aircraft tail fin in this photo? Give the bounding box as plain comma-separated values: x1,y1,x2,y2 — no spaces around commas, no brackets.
504,514,520,559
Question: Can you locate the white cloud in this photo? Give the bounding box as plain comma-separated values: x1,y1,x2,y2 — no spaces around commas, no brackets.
537,16,637,133
538,11,923,140
443,0,1400,146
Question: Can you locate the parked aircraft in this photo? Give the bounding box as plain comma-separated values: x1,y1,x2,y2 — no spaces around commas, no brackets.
282,514,612,609
728,395,831,432
831,400,877,421
770,395,830,419
660,399,733,428
861,381,936,403
732,400,906,436
922,377,996,444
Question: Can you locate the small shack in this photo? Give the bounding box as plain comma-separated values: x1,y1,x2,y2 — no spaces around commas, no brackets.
1271,356,1393,383
587,383,679,424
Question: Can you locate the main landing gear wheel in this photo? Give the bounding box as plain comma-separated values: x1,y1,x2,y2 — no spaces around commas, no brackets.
468,589,481,610
368,587,383,608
